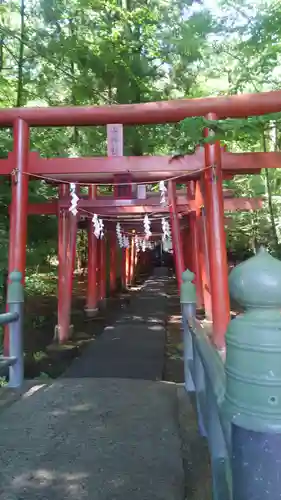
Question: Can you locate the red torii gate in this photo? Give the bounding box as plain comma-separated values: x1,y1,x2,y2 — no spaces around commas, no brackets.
8,171,263,344
18,188,262,344
3,88,281,351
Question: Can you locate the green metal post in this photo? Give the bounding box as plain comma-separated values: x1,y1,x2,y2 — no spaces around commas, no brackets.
180,269,197,305
7,270,24,387
180,269,199,393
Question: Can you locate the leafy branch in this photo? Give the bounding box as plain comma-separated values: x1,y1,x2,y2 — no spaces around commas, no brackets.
178,112,281,153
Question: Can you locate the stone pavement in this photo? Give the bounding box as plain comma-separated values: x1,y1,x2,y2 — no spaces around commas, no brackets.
0,270,185,500
0,379,184,500
63,272,171,380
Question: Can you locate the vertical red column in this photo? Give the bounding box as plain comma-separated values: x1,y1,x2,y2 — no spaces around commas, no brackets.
121,247,126,289
195,180,212,317
107,123,123,294
4,182,16,355
199,208,212,319
8,184,16,276
86,185,98,316
57,199,78,343
203,113,230,348
109,231,117,293
130,235,136,284
168,180,184,291
138,247,144,275
189,211,203,308
134,238,139,279
134,237,138,267
56,184,70,341
96,237,100,300
99,236,106,303
187,181,203,308
127,242,131,285
181,227,186,268
4,118,29,354
10,119,29,278
182,221,191,271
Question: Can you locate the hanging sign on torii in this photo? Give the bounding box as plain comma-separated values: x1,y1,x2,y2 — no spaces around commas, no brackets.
107,124,123,157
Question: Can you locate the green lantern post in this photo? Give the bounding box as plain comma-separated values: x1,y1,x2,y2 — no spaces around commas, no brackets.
224,247,281,500
180,268,197,391
180,269,197,318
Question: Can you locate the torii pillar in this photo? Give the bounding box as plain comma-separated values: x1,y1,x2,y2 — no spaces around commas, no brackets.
182,217,192,271
5,118,29,355
99,236,107,305
56,184,69,341
203,113,230,348
130,235,136,284
85,185,98,316
168,180,184,291
127,240,132,285
187,181,204,308
121,245,127,289
107,123,123,294
56,184,78,343
109,231,117,293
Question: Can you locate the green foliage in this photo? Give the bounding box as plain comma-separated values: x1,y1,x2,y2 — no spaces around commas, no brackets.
0,0,214,278
38,372,52,380
33,351,47,362
0,0,280,273
25,272,57,296
179,113,281,151
0,376,7,387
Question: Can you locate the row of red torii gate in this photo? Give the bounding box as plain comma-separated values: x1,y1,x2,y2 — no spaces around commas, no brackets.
3,89,281,353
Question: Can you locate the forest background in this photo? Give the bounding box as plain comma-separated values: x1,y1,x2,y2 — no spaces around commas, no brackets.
0,0,280,290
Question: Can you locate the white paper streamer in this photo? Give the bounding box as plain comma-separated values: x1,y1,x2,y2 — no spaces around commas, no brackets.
143,214,152,239
159,180,167,206
92,213,103,239
69,183,79,216
116,222,123,248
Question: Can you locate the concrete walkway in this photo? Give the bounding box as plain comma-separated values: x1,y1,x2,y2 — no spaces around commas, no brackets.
0,271,185,500
64,272,170,380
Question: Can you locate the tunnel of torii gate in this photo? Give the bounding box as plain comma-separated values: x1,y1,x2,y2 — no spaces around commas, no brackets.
3,88,281,353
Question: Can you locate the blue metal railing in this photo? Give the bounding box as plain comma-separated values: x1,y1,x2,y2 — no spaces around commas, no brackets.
181,304,231,500
181,250,281,500
0,271,24,388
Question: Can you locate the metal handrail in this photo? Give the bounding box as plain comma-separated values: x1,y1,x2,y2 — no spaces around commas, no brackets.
192,322,225,403
0,313,19,372
181,251,281,500
0,356,17,374
0,314,20,373
181,305,231,500
0,271,24,387
0,312,19,325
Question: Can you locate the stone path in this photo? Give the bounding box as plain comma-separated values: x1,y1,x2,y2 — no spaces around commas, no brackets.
63,273,170,380
0,270,185,500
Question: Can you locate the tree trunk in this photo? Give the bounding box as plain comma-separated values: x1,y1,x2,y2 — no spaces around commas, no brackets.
16,0,25,107
262,130,279,252
69,17,79,145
